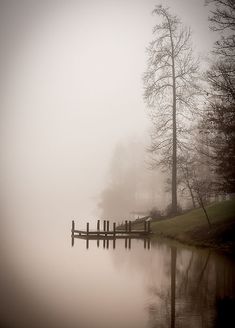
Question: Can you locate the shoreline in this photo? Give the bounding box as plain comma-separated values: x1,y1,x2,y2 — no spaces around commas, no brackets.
133,199,235,257
151,228,235,257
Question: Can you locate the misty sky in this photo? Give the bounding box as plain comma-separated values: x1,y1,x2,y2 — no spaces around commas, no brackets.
0,0,217,227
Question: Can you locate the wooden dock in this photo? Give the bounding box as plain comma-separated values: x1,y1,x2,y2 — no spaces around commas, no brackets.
71,219,152,249
71,219,151,239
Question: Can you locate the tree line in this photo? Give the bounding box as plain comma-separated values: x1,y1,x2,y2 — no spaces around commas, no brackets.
143,0,235,216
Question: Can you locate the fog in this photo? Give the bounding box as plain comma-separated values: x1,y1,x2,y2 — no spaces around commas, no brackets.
0,1,225,327
0,0,216,230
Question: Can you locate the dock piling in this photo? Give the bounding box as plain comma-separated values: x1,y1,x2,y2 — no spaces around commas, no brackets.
147,221,151,233
71,235,74,247
97,220,100,237
71,218,151,249
125,220,128,232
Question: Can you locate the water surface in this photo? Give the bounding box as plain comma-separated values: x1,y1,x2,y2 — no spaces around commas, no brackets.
1,225,235,328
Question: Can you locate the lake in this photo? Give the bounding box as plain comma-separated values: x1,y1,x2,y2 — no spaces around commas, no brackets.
1,224,235,328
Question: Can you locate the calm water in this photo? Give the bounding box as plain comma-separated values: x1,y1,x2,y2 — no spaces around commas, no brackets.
1,224,235,328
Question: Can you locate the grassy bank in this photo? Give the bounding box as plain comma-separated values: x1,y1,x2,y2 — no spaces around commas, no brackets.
137,199,235,254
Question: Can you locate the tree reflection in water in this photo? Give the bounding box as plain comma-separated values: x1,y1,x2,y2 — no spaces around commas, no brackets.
147,241,235,328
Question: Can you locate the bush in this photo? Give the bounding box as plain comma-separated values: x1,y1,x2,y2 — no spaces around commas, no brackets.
165,203,183,217
149,207,163,220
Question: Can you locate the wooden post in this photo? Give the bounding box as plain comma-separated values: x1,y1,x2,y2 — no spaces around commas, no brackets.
72,220,75,235
147,221,151,233
144,239,146,249
125,220,128,232
71,221,75,247
103,220,106,232
125,237,127,249
113,238,116,249
107,239,109,249
97,239,100,248
107,220,110,232
128,238,131,249
97,220,100,237
86,222,89,236
103,239,105,249
129,221,131,233
113,222,116,237
148,239,150,250
71,235,74,247
86,238,89,249
144,221,147,233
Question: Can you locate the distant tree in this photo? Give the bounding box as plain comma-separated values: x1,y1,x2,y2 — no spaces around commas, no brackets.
143,5,199,215
98,143,138,220
98,140,166,220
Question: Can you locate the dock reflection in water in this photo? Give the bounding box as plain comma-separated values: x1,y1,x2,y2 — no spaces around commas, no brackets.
72,234,151,250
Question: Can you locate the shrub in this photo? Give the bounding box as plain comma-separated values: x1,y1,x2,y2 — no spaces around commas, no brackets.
149,207,163,220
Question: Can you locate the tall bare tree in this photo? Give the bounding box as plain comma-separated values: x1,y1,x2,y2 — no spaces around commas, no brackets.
143,5,199,214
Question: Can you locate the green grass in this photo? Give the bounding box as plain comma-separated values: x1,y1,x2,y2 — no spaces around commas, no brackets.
134,199,235,254
151,199,235,235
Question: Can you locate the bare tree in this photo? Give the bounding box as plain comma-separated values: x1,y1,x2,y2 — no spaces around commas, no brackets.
143,5,199,215
207,0,235,33
202,0,235,193
190,174,212,227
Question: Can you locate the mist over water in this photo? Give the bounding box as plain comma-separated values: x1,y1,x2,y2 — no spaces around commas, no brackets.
1,231,235,328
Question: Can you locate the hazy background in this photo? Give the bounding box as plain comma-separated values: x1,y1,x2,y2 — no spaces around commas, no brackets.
0,0,216,230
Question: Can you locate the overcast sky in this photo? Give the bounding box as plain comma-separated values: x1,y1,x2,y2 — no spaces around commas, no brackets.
0,0,216,228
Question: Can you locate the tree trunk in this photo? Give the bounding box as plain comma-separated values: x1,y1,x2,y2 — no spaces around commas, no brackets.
198,194,211,228
172,78,177,214
168,18,177,215
188,183,196,208
171,246,177,328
